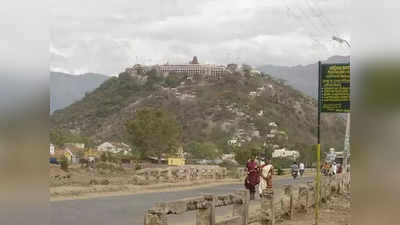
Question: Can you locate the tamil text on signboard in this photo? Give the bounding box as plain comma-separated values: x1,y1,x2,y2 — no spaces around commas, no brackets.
320,64,350,113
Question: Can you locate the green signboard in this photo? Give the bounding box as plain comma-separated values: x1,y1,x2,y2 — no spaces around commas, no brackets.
319,63,350,113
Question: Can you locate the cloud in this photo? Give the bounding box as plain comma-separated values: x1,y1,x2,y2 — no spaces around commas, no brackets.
50,0,350,75
49,44,69,58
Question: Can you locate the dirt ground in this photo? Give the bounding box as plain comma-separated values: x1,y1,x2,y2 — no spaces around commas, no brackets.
49,163,139,187
278,193,351,225
49,163,312,201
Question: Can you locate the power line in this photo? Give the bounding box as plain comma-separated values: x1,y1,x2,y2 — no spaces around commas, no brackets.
283,0,329,39
303,0,336,34
293,1,332,37
283,2,327,48
305,0,340,35
288,12,326,48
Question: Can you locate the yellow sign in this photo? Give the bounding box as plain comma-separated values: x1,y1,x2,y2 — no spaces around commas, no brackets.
84,148,99,158
168,158,185,166
320,64,350,113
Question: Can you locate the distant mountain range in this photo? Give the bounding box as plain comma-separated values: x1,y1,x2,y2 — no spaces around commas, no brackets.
257,55,350,98
50,72,110,113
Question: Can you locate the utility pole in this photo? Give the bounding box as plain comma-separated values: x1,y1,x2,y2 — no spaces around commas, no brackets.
343,114,350,172
265,132,275,162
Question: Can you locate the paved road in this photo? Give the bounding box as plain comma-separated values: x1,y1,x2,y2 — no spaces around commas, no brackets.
51,177,312,225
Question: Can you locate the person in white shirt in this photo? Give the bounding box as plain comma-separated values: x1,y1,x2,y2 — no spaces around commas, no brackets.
299,162,305,177
332,162,337,175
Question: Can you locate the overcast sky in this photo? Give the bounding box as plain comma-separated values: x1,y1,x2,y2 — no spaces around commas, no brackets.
50,0,350,75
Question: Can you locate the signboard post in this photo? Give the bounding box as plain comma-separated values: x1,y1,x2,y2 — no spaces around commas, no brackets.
315,62,350,225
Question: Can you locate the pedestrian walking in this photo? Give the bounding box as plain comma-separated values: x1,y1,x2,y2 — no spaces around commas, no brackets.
332,162,337,175
299,162,305,177
245,155,260,200
258,158,274,197
290,161,299,180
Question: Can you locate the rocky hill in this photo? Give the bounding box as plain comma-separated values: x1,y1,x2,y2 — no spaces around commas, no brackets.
50,67,346,152
50,72,110,113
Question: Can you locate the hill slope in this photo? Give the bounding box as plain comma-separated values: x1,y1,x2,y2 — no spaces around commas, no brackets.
50,72,110,113
257,55,350,98
51,68,346,152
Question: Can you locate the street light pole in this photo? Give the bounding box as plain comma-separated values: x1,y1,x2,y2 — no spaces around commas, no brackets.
332,36,351,173
332,36,351,48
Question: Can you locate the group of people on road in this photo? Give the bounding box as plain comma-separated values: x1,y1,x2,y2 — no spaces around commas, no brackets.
244,156,310,200
321,161,341,176
244,155,274,200
290,161,305,179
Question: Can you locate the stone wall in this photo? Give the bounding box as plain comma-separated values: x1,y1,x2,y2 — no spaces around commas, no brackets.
144,172,350,225
132,165,228,185
144,190,249,225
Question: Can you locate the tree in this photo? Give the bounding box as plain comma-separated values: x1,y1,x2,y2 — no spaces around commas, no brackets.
272,157,293,169
186,142,220,160
208,126,232,154
165,73,184,88
50,129,68,148
125,108,182,163
234,140,263,165
82,137,96,149
145,69,164,90
241,64,252,74
60,156,69,172
294,143,316,167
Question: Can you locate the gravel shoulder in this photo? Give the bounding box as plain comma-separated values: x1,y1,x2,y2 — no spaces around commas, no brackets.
277,193,351,225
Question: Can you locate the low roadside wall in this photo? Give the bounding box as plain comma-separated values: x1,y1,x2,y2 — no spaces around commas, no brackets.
144,172,350,225
132,165,228,185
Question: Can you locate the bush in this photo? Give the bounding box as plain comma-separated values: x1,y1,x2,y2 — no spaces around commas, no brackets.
100,153,106,162
60,157,69,172
276,167,284,175
273,157,294,169
164,73,184,88
235,141,264,165
107,154,120,164
186,142,220,160
135,163,142,170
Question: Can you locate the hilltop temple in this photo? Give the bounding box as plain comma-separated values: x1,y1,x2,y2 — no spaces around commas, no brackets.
128,56,226,80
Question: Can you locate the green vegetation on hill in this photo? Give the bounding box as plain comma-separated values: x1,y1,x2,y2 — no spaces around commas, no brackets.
50,129,95,148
